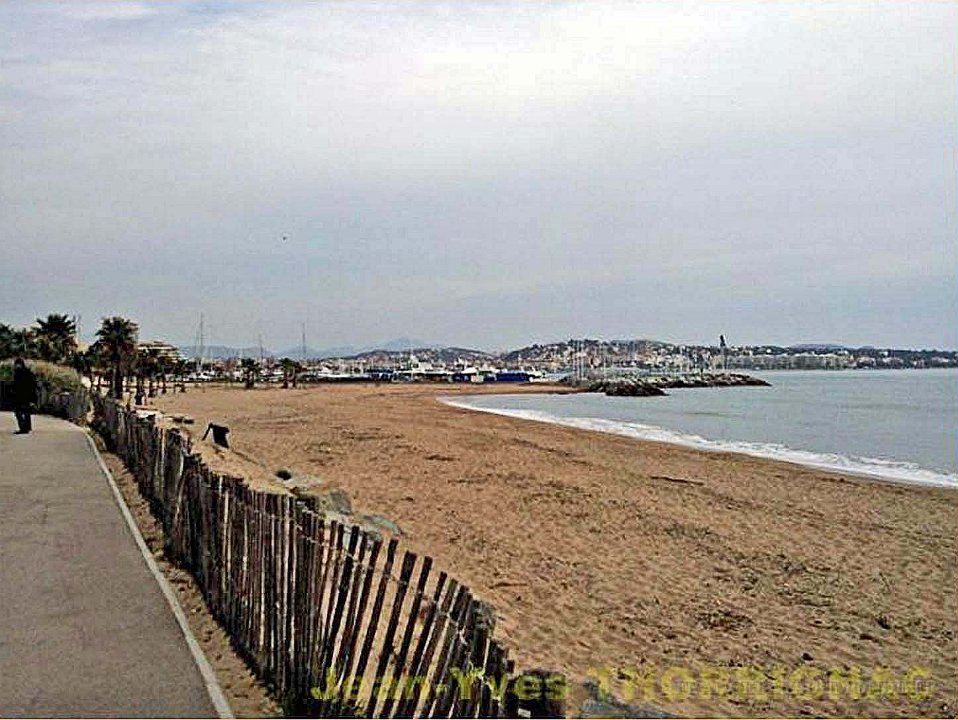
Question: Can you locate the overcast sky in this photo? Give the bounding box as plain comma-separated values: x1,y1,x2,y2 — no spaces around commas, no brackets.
1,1,955,351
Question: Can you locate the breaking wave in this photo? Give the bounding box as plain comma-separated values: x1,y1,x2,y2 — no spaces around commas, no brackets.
441,398,957,489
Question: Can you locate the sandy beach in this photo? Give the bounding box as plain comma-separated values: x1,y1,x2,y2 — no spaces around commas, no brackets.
152,383,958,717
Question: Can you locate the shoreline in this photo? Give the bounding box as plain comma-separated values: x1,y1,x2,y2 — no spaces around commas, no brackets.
439,392,958,490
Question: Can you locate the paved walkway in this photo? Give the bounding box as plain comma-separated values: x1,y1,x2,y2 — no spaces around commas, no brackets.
0,412,222,718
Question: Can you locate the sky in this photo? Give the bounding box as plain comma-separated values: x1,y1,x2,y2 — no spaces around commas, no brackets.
1,1,955,352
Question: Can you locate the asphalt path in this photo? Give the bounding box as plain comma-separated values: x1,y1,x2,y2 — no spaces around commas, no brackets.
0,411,222,717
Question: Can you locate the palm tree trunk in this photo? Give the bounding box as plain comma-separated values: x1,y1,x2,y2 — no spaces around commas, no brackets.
112,365,123,399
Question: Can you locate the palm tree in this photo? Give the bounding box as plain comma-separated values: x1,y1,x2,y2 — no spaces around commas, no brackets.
240,358,258,389
96,317,139,399
279,357,300,388
139,347,162,398
34,314,77,364
0,323,15,359
157,355,175,394
173,359,191,392
87,341,103,390
70,346,98,388
0,326,38,358
222,357,237,385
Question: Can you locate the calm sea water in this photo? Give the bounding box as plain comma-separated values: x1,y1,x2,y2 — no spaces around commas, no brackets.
444,369,958,487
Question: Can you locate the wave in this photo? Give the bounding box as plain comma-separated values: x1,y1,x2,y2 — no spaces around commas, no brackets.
441,398,958,489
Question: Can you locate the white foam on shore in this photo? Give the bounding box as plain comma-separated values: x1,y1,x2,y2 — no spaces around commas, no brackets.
441,397,958,489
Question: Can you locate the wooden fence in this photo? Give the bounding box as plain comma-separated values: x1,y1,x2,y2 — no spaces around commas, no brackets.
93,396,560,718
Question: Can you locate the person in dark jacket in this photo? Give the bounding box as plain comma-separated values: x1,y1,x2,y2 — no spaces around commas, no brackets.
11,357,38,434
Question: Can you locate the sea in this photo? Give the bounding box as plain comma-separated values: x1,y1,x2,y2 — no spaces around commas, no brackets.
443,368,958,488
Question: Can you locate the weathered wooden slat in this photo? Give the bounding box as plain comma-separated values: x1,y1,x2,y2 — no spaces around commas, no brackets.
352,537,399,713
303,501,324,707
331,533,381,716
455,600,494,718
412,575,458,717
313,519,344,716
283,495,301,711
394,569,447,718
274,494,289,693
418,581,465,718
315,523,357,717
482,640,508,718
286,498,306,712
267,493,278,682
365,550,417,718
240,484,254,658
255,490,267,668
430,588,475,718
305,513,328,714
325,529,368,716
380,555,432,718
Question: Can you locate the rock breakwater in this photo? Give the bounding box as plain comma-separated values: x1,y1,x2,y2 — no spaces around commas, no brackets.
567,373,771,397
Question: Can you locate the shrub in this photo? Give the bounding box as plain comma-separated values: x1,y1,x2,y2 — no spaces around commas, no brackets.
0,359,90,421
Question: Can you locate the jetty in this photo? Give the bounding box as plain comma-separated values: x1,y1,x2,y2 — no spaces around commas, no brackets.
565,372,771,397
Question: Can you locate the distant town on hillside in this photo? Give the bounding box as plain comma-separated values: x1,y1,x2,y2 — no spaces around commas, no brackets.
169,338,957,374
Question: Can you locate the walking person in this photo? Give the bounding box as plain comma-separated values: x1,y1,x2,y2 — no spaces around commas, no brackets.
11,357,38,434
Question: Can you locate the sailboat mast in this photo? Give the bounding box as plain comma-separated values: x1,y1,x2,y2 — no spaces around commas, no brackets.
196,313,205,374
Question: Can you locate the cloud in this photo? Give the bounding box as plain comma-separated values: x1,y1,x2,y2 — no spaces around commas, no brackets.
55,2,160,21
0,1,954,349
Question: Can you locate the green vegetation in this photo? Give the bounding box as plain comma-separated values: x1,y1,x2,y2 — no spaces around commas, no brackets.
34,314,79,363
279,357,301,388
94,316,139,399
0,358,88,419
241,357,258,389
2,313,144,403
0,358,83,394
1,314,79,364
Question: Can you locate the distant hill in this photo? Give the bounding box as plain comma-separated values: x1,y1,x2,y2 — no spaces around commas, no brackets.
276,345,353,360
346,346,493,363
499,338,664,364
370,337,440,352
174,337,445,361
179,345,275,359
278,337,445,360
788,343,848,352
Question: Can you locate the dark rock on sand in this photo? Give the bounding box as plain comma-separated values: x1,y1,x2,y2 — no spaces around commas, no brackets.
578,680,674,718
359,513,403,536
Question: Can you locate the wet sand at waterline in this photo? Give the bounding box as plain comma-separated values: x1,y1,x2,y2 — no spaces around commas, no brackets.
152,383,957,716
